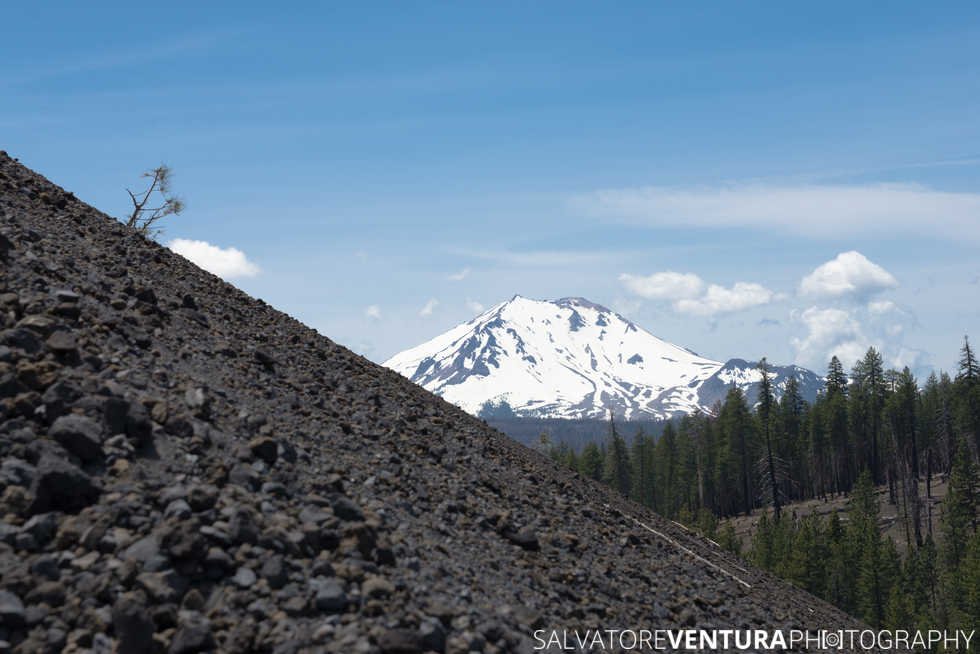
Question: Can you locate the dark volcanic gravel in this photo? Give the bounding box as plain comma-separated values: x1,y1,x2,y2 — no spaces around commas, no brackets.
0,152,873,652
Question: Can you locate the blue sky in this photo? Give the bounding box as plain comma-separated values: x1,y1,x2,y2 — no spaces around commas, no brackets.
4,2,979,376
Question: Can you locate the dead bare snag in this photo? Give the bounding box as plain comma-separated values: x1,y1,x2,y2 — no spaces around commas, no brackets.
125,164,184,236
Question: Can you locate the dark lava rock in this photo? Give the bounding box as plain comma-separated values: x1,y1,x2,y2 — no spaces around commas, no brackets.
362,575,395,599
53,289,80,303
312,579,346,613
228,463,259,491
135,287,157,305
112,592,155,654
1,328,42,354
41,380,81,419
0,232,13,260
260,555,288,589
45,330,77,353
162,521,206,562
20,512,58,543
123,535,163,567
186,484,217,511
503,526,540,551
248,436,278,465
0,457,34,487
164,499,192,520
103,396,129,434
169,611,215,654
331,496,364,522
232,566,257,588
104,397,152,447
378,628,424,654
253,348,275,371
0,590,25,629
28,454,100,514
419,618,447,653
49,414,104,463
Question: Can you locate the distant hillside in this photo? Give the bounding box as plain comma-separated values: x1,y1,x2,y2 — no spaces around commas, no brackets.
482,415,667,451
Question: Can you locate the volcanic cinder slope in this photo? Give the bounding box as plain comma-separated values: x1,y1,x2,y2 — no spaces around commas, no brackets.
0,152,869,653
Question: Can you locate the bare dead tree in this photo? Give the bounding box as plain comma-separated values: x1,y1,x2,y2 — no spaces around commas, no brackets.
125,165,184,236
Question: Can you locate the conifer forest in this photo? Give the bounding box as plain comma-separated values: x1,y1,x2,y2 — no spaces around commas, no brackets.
549,338,980,631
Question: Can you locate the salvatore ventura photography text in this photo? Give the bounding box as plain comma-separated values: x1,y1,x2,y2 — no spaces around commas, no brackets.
533,628,977,651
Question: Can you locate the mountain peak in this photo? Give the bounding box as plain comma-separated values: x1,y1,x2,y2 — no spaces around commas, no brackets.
385,295,824,420
554,296,612,312
385,295,726,420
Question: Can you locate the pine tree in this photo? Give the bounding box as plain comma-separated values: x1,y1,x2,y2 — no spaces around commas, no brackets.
884,578,913,630
685,414,713,511
885,367,922,546
823,511,853,611
825,355,852,493
827,356,848,397
757,358,782,519
956,335,980,451
941,436,978,571
959,530,980,627
673,423,699,517
854,348,887,484
717,521,741,555
808,396,831,499
904,536,939,628
827,387,850,495
717,386,755,516
777,376,805,502
549,441,578,470
791,515,828,597
630,428,656,508
655,422,679,516
920,373,942,503
695,508,718,540
750,514,775,569
937,372,957,475
603,414,632,497
960,335,980,382
578,442,604,481
846,471,893,627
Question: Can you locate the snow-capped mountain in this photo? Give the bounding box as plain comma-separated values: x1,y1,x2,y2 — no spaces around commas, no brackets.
696,358,823,411
383,296,821,420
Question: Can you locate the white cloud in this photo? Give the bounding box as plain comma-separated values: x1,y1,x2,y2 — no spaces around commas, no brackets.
674,282,776,316
365,305,381,320
168,238,260,279
419,298,439,317
618,271,704,300
800,251,898,299
466,299,485,314
576,183,980,242
448,267,470,281
620,270,776,317
790,303,927,373
791,307,868,370
868,299,898,315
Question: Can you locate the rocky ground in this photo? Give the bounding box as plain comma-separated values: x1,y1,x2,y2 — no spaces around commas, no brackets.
725,478,950,554
0,151,875,653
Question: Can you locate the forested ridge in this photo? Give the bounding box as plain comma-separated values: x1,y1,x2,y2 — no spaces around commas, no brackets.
549,339,980,631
